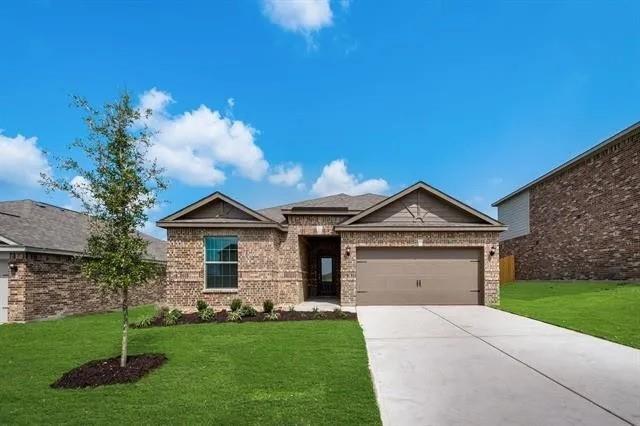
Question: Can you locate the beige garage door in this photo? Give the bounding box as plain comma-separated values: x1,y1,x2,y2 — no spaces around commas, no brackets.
356,247,481,305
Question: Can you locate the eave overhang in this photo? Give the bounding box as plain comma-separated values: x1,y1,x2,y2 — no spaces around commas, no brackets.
334,225,507,232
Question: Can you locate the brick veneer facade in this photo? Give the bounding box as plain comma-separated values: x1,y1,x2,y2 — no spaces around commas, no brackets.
7,252,165,322
340,231,500,306
165,220,501,310
500,127,640,280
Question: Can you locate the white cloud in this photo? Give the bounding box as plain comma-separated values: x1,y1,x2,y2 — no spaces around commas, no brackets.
268,164,303,186
227,98,235,109
262,0,333,33
311,159,389,196
138,88,269,187
0,131,51,187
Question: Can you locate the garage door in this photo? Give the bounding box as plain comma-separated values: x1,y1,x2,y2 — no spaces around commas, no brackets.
356,247,481,305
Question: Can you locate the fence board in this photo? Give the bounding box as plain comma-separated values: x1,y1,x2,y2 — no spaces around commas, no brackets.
500,255,515,285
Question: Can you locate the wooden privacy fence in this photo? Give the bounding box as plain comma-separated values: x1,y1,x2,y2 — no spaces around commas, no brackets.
499,255,515,285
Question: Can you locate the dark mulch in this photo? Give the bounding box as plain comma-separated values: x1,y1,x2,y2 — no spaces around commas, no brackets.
135,309,357,328
51,354,167,389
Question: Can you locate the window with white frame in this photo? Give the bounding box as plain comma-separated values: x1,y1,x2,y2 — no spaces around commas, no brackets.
204,236,238,289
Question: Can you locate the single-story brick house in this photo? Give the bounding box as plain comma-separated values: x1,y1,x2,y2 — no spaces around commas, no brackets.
493,121,640,281
0,200,166,323
157,181,506,309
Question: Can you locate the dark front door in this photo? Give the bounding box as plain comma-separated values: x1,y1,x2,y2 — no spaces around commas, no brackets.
318,256,337,296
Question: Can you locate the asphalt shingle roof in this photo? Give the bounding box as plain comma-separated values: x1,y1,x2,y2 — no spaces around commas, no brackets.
0,200,166,261
258,193,388,223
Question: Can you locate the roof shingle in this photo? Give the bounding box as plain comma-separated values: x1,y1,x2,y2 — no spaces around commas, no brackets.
0,200,166,261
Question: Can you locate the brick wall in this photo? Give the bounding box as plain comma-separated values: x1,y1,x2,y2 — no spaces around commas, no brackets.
501,128,640,280
165,216,350,311
339,231,500,306
8,252,165,322
166,218,501,309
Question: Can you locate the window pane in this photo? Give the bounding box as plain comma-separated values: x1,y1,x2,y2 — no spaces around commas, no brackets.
204,237,238,288
321,257,333,283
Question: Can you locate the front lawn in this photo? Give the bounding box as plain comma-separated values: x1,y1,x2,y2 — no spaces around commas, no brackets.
0,306,380,425
499,281,640,349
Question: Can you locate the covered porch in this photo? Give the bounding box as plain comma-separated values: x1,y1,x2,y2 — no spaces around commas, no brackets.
299,235,342,304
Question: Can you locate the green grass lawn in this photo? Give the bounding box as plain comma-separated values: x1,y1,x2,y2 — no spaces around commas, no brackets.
499,281,640,348
0,306,380,425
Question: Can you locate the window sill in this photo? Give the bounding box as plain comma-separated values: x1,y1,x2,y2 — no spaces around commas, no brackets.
202,288,238,294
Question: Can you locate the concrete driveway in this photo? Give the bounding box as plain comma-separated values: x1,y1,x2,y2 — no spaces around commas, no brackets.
358,306,640,426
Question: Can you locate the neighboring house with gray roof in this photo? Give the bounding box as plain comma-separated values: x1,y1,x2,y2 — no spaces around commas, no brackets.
157,181,506,311
493,121,640,281
0,200,166,323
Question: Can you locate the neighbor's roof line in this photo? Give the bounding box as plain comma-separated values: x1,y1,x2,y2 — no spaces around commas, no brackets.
492,120,640,206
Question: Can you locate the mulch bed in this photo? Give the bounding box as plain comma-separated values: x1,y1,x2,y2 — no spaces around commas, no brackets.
51,354,167,389
135,309,357,328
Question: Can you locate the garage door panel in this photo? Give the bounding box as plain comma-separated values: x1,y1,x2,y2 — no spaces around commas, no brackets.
356,247,481,305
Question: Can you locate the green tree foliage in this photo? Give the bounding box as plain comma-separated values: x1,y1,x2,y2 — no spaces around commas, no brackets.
41,92,166,367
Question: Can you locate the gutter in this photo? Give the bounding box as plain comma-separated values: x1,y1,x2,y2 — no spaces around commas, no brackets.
334,225,507,232
0,245,166,264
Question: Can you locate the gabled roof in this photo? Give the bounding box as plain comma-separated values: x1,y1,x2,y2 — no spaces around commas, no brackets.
493,120,640,206
336,181,505,230
157,192,286,230
0,200,166,261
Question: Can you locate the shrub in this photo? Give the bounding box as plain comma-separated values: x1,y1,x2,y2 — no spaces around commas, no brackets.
313,311,327,320
263,299,274,313
198,306,215,321
264,311,279,321
227,310,243,322
154,306,170,319
133,315,153,328
288,305,295,313
333,308,349,319
196,300,208,312
312,306,320,314
241,304,257,317
230,298,243,312
164,308,183,326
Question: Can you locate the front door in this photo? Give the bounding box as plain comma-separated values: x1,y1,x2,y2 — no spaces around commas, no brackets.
318,256,337,297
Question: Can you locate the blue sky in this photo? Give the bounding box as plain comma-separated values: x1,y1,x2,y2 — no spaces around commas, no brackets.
1,0,639,238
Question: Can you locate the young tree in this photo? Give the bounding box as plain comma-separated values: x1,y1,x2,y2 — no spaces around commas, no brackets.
42,92,166,367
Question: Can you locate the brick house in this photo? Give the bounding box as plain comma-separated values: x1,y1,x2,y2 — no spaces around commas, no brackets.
0,200,166,323
493,121,640,281
157,181,506,310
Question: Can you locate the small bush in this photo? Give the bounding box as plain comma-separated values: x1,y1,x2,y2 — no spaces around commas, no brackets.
288,305,295,313
196,300,208,312
133,315,153,328
241,304,257,317
313,311,327,320
264,311,279,321
164,308,183,326
312,306,320,313
230,298,243,312
263,299,274,313
227,310,243,322
198,306,215,321
154,306,170,319
333,308,349,319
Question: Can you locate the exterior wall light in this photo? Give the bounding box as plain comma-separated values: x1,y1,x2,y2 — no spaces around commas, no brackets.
489,246,496,256
345,246,351,257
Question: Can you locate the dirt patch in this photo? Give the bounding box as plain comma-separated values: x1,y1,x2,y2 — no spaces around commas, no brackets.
51,354,167,389
136,309,357,328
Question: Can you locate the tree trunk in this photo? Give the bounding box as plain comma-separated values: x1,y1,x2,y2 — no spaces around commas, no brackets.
120,286,129,368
